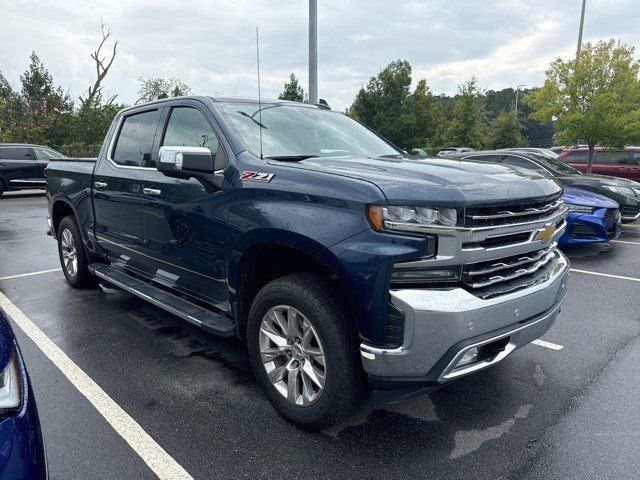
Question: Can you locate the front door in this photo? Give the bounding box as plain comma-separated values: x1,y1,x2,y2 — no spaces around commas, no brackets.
139,103,230,308
0,146,41,188
92,108,162,268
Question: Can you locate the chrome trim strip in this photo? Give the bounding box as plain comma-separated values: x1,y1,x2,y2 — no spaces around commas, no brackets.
466,251,557,289
468,199,563,221
466,246,554,277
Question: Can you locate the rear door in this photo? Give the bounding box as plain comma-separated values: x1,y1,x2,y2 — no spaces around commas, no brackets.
0,146,41,188
138,101,230,307
92,108,162,269
593,150,626,177
617,150,640,181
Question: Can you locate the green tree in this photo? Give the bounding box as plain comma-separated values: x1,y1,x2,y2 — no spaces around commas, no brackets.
445,78,487,149
349,60,444,150
278,73,306,102
488,110,525,149
8,52,73,144
526,39,640,172
136,77,191,104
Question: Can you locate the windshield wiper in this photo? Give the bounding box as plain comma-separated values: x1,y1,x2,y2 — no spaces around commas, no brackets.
237,110,267,129
266,155,319,161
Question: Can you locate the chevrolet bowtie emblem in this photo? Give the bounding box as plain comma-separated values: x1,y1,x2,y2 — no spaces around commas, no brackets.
535,224,556,241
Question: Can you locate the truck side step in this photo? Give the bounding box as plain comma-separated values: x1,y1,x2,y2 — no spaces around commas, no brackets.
89,264,235,337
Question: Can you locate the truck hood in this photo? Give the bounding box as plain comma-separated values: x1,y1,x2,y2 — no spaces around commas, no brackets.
286,156,562,205
563,186,618,209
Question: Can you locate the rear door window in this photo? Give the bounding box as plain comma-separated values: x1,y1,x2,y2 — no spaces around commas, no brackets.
595,150,627,164
0,147,33,160
564,150,590,163
112,109,161,167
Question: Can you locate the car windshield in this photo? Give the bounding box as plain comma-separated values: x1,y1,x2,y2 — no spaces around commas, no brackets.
218,103,400,159
527,153,581,174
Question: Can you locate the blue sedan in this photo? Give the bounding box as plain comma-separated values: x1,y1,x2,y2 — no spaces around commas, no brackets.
560,186,622,246
0,308,47,479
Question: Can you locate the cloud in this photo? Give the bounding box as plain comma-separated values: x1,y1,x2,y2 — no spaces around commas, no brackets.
0,0,638,111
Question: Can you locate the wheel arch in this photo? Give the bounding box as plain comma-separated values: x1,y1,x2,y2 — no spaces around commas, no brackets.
230,231,359,339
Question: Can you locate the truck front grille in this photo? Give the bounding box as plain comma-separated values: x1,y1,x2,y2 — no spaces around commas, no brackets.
465,196,564,228
621,205,640,218
461,246,559,299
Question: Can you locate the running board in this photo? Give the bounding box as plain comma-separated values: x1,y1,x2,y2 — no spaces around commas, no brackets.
89,263,235,337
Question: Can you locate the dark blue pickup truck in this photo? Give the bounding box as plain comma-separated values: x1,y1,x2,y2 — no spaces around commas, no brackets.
46,97,570,429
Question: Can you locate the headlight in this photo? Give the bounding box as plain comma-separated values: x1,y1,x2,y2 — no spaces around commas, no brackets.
567,204,595,213
367,205,458,233
0,352,22,411
633,188,640,197
603,185,635,197
391,265,461,286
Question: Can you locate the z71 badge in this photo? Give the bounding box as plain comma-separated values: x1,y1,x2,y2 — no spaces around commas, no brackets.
241,171,274,182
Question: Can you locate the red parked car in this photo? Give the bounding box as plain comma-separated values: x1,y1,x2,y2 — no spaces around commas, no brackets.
558,147,640,181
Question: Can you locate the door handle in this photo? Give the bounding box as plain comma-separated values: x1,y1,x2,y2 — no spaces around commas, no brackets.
94,181,108,189
143,188,162,196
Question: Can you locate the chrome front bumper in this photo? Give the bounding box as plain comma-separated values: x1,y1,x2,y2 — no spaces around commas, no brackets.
360,250,569,387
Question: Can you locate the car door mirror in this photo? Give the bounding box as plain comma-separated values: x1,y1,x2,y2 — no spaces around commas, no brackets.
158,146,215,177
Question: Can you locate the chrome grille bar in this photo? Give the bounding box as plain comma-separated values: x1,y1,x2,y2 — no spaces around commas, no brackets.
465,250,557,289
468,199,563,221
466,246,554,277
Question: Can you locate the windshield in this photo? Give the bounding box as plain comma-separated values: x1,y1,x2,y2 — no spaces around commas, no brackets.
527,153,581,174
218,103,400,159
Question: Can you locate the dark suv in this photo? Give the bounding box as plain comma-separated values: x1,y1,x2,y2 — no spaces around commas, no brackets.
0,143,65,197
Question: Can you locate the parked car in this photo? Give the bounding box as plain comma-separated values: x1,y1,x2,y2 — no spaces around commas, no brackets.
560,187,621,246
46,96,569,429
0,308,47,479
448,150,640,223
437,147,475,157
558,146,640,182
507,147,559,159
0,144,66,197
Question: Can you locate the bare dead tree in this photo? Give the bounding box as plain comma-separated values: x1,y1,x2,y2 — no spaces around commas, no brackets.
85,20,118,108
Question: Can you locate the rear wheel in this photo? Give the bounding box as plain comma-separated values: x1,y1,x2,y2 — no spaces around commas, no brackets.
57,216,95,288
247,273,368,430
0,181,5,197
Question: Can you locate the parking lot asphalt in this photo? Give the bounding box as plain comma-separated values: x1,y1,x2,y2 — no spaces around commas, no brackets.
1,190,639,480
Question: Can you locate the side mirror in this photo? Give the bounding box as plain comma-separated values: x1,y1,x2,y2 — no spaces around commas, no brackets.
410,148,428,158
158,146,215,177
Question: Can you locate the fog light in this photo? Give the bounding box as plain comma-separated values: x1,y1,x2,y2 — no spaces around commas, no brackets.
455,347,479,368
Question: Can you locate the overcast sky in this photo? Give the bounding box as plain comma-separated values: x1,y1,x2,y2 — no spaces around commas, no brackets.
1,0,638,111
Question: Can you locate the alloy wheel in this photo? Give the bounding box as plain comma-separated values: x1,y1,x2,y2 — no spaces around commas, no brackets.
60,228,78,277
259,305,326,406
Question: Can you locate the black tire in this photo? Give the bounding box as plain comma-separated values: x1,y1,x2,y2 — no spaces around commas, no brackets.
0,181,5,197
57,216,95,288
247,273,369,430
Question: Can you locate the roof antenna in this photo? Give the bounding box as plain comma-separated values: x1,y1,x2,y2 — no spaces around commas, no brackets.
256,26,264,160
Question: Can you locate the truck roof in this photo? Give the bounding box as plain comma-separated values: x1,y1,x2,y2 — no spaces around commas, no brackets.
123,95,320,113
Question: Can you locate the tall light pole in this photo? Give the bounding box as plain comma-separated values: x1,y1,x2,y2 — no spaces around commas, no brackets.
515,84,525,116
309,0,318,104
576,0,587,60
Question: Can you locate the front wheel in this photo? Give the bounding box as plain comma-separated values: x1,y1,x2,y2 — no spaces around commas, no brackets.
57,216,95,288
247,273,368,430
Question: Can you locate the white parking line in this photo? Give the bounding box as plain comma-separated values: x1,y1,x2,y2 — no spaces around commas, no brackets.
612,239,640,246
0,268,61,281
570,268,640,283
0,291,194,480
531,339,564,350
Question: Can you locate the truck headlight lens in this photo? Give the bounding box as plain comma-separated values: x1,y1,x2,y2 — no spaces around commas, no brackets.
368,205,458,233
603,185,635,197
0,353,22,411
567,204,595,213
